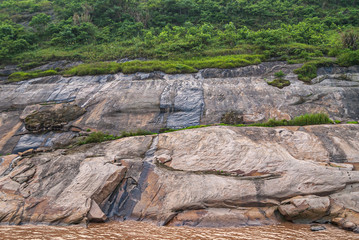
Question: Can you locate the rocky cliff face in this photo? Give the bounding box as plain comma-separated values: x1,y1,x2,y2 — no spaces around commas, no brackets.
0,125,359,231
1,62,359,231
0,61,359,155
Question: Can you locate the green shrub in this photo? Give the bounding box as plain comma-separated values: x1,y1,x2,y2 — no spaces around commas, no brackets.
290,113,333,126
334,120,341,124
274,70,285,78
337,50,359,67
347,121,359,124
294,58,335,83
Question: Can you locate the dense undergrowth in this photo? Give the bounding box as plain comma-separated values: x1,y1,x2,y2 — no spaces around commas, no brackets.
0,0,358,72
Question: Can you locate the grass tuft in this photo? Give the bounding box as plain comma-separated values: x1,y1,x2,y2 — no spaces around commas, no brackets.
63,54,264,77
267,78,290,89
8,70,58,82
78,129,156,145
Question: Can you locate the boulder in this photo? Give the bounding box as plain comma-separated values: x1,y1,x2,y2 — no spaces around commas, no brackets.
278,196,331,223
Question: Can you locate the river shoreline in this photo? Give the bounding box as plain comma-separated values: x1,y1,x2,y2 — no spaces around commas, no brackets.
0,221,357,240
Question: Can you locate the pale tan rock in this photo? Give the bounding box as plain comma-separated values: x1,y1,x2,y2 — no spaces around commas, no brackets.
18,149,34,156
88,200,107,222
0,136,151,225
342,221,357,230
0,126,359,229
278,196,330,223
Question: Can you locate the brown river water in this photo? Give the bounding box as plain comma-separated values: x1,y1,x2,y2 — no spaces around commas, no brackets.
0,221,358,240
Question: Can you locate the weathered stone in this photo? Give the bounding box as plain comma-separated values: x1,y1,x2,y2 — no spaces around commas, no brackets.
279,196,331,223
0,120,359,230
88,200,107,222
19,148,34,156
0,136,149,225
310,225,326,231
1,62,359,154
342,221,357,231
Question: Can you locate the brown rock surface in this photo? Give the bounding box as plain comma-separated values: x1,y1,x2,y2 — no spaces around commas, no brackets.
1,62,359,155
0,125,359,230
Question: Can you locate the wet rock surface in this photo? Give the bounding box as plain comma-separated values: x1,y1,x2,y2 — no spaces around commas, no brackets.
24,104,86,132
0,126,359,231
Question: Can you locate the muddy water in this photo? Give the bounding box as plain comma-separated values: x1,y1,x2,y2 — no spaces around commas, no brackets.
0,221,357,240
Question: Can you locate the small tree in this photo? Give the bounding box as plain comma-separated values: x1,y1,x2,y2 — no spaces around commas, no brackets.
29,13,51,32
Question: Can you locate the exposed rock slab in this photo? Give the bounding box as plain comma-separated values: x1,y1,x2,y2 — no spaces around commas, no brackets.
1,126,357,228
1,62,359,154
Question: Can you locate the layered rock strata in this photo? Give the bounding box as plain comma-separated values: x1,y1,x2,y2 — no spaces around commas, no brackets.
1,125,359,232
1,62,359,155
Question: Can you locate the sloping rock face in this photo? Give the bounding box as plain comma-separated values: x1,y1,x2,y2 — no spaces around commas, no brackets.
0,62,359,155
1,125,359,231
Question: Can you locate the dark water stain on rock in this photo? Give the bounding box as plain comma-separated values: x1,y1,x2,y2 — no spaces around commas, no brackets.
24,104,86,132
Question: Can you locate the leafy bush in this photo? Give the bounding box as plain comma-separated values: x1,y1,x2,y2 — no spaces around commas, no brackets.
337,50,359,67
274,71,285,78
347,121,359,124
294,58,335,83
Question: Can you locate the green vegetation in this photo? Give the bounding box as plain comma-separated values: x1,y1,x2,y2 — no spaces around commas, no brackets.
77,113,334,145
347,121,359,124
164,113,334,133
221,113,333,127
293,58,335,82
334,120,342,124
268,70,290,88
64,54,262,75
337,50,359,67
78,129,155,145
8,70,58,82
274,71,285,78
160,125,212,133
0,0,358,71
267,78,291,88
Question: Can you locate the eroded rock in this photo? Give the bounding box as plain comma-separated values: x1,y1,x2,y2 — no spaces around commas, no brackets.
278,196,331,223
0,125,359,232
